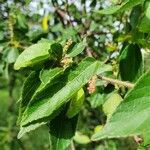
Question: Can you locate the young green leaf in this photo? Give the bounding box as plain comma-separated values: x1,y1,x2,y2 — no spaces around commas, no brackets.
103,93,123,120
18,122,46,139
66,88,85,118
39,67,63,84
92,70,150,141
21,57,100,126
73,131,91,145
67,38,86,57
14,42,51,70
96,5,121,15
6,48,19,63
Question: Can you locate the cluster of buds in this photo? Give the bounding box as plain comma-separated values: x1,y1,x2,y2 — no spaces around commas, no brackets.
61,39,73,68
134,136,142,144
63,39,73,54
60,55,73,68
110,60,118,77
8,14,14,43
87,75,97,94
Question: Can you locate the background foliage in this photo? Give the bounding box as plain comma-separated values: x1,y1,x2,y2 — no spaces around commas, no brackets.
0,0,150,150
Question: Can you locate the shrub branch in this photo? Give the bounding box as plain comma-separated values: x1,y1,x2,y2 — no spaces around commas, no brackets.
98,75,135,88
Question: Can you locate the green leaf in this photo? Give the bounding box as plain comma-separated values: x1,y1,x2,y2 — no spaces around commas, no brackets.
88,93,104,108
39,67,63,84
66,88,85,118
103,93,123,120
49,43,63,60
17,71,41,124
97,0,144,15
67,38,86,57
18,122,46,139
16,12,28,31
6,48,19,63
143,131,150,146
138,16,150,33
27,29,47,42
119,44,143,82
18,107,63,139
96,63,113,75
0,31,4,41
120,0,144,12
130,5,142,28
62,27,78,41
92,70,150,141
73,131,91,144
14,42,51,70
97,5,121,15
49,110,78,150
32,68,64,101
21,57,100,126
94,125,104,134
18,68,63,124
138,0,150,33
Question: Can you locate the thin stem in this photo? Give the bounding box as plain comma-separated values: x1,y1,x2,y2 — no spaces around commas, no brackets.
70,140,75,150
8,72,16,112
98,75,134,89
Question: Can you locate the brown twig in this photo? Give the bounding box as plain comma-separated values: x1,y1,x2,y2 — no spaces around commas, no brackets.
98,75,134,88
65,1,75,27
86,31,110,37
55,6,74,27
55,7,68,21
